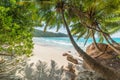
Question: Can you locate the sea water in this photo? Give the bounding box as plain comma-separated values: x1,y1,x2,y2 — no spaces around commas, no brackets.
33,37,120,51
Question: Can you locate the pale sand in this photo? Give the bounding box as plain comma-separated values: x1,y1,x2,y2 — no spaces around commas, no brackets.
28,44,70,67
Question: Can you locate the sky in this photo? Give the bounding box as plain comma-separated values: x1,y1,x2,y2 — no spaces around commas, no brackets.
35,27,120,38
35,27,67,33
111,32,120,38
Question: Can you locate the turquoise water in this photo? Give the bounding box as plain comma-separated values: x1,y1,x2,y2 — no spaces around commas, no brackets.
33,37,120,50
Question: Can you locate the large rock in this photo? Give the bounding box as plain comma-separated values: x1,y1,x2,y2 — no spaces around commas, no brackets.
84,43,119,70
63,53,78,64
86,43,117,59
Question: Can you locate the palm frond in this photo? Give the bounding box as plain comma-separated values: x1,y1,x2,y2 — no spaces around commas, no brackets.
108,26,120,34
98,33,104,43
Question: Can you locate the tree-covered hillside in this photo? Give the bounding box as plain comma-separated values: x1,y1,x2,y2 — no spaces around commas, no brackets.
33,29,68,37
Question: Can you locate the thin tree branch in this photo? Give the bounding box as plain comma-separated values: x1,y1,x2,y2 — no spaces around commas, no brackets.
91,30,101,51
84,36,89,46
104,35,120,54
0,53,14,56
96,26,120,54
86,26,108,34
107,35,120,46
91,30,107,58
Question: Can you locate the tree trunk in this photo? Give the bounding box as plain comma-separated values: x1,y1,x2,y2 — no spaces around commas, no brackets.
61,10,120,80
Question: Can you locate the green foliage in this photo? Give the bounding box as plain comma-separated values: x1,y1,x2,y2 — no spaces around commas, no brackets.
36,0,120,44
69,0,120,41
33,29,67,37
36,0,64,32
0,0,37,56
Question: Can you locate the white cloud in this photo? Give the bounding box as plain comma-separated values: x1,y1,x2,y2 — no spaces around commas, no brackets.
111,32,120,38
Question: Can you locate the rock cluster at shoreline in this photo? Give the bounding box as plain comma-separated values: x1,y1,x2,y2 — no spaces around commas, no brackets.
63,43,120,80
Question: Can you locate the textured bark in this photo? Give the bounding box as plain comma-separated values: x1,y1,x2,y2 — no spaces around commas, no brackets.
61,10,120,80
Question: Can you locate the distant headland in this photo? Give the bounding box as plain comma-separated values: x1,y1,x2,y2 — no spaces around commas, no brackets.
33,29,68,37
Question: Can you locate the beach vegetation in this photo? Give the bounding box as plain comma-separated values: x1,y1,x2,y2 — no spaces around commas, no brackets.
0,0,38,79
0,0,120,80
34,0,120,80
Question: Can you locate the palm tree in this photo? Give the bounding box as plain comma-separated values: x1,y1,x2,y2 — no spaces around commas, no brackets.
58,1,120,80
68,0,120,53
19,0,120,80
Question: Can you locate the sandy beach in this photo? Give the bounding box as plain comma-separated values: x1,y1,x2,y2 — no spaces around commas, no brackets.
28,43,72,67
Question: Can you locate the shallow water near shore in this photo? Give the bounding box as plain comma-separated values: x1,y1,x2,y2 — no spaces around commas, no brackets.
33,37,120,51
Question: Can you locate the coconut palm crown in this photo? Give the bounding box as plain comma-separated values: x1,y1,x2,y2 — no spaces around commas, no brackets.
19,0,120,80
35,0,120,53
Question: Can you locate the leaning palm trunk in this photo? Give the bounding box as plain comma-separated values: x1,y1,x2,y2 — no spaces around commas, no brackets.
70,5,120,55
61,9,120,80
